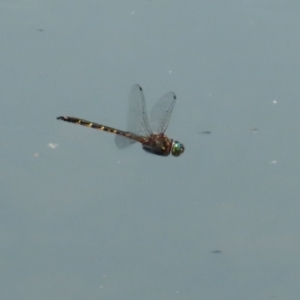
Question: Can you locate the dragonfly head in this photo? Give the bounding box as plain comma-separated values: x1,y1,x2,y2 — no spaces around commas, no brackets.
171,141,185,157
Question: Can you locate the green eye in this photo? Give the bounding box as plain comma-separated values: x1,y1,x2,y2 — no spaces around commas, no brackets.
171,141,184,157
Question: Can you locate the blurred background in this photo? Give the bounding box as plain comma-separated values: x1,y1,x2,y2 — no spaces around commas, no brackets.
1,0,300,299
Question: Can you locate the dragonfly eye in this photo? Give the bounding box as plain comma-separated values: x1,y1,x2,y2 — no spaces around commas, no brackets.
171,141,184,157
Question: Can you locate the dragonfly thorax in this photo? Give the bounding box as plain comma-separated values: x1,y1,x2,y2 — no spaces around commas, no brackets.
142,134,173,156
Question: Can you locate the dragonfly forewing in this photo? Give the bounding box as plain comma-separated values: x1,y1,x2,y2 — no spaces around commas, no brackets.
149,91,176,134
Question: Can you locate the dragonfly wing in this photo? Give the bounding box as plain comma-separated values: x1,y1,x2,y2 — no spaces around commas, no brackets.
150,91,176,134
127,85,152,136
114,135,137,149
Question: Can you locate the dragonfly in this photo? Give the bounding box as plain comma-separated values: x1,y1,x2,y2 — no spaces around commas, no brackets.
57,84,184,157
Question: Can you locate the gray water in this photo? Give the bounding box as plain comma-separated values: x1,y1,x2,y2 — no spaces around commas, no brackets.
1,0,300,299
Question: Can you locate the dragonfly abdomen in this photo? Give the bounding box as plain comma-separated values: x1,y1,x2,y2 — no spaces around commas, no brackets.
57,116,140,141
